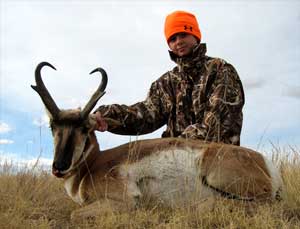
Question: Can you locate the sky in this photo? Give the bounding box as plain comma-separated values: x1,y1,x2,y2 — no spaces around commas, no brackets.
0,0,299,167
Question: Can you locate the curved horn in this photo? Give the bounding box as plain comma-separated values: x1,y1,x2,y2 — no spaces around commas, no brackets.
81,67,108,119
31,62,60,120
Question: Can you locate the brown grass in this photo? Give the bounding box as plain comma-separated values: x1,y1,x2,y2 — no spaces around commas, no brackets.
0,147,300,228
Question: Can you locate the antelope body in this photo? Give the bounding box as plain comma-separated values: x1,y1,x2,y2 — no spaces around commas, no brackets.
32,62,283,219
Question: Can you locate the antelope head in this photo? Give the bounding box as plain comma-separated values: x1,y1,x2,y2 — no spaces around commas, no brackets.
31,62,107,178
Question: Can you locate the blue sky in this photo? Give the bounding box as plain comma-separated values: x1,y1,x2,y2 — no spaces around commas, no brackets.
0,0,300,166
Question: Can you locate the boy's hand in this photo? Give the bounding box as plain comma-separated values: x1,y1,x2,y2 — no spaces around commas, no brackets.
92,111,108,132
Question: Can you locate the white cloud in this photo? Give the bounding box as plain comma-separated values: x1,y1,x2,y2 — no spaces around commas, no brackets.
1,1,299,152
0,150,52,171
24,157,52,168
0,121,11,133
243,78,266,91
282,86,300,99
33,114,49,127
0,139,14,145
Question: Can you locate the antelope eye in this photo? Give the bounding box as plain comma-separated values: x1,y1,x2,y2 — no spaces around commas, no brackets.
81,126,89,134
50,123,56,131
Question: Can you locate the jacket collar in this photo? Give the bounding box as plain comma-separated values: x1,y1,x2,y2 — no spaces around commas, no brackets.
169,43,207,72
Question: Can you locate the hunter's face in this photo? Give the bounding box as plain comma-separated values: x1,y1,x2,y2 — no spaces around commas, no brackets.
168,32,198,57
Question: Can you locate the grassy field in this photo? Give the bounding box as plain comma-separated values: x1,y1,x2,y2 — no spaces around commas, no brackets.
0,146,300,228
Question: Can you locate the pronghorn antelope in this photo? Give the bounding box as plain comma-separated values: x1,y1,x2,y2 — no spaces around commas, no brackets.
32,62,283,219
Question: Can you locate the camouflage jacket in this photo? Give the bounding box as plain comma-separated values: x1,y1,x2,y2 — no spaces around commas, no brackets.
96,43,245,145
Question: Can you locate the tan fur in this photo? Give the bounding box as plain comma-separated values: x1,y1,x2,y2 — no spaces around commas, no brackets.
61,136,281,207
45,118,284,221
200,144,272,200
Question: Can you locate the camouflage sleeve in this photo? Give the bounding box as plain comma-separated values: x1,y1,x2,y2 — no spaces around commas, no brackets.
181,62,244,145
95,80,168,135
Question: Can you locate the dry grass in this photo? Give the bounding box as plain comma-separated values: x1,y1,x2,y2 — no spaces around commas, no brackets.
0,147,300,229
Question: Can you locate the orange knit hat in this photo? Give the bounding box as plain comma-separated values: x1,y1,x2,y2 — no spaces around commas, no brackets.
164,11,201,43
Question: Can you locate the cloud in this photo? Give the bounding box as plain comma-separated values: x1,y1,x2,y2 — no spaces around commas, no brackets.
243,78,266,90
1,1,299,154
33,114,49,127
0,121,11,133
0,139,14,145
24,157,52,168
282,86,300,99
0,150,52,171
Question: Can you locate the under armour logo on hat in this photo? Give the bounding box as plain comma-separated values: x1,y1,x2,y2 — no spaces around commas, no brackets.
184,25,193,32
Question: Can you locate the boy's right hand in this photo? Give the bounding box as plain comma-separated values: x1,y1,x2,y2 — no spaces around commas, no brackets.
92,111,108,132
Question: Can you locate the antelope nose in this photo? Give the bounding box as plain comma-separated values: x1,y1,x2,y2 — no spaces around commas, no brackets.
52,161,68,171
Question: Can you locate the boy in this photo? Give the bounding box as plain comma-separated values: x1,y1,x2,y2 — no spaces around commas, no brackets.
94,10,244,145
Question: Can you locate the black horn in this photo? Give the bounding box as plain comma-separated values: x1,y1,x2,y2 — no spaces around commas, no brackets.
31,62,60,120
81,67,108,119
